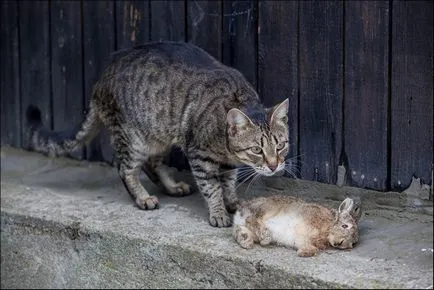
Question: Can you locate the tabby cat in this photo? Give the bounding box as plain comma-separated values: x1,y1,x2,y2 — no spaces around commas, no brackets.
26,41,289,227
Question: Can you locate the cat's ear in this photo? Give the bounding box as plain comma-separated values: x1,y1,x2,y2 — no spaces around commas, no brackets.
269,98,289,125
226,108,254,137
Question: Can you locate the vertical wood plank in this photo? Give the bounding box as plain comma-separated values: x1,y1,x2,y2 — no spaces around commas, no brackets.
223,0,257,88
19,0,51,148
299,1,343,184
391,0,433,190
149,0,187,169
51,1,84,159
344,1,390,190
82,1,116,162
0,1,21,147
257,0,298,176
116,0,150,49
150,0,185,42
187,0,222,60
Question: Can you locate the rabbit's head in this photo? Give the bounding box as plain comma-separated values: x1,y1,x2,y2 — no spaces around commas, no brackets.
327,198,362,250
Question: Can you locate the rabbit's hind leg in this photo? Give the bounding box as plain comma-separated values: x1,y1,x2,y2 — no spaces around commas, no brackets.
234,225,255,249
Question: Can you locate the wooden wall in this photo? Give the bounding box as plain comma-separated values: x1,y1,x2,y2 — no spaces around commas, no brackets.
1,0,433,192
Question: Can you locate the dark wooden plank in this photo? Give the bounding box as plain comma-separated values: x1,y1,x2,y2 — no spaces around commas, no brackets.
223,0,257,88
344,1,389,190
391,0,433,190
187,0,222,60
50,1,84,160
116,0,150,49
82,1,116,163
257,0,298,177
0,1,21,147
299,1,343,184
150,0,185,42
19,0,51,148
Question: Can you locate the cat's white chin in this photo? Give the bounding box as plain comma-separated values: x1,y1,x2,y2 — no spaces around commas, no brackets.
254,164,285,176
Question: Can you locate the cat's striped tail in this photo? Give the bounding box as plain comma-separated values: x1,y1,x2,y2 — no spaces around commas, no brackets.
25,104,101,157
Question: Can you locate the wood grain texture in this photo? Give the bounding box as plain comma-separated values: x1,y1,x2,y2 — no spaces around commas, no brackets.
223,0,257,88
344,1,390,190
116,0,150,49
299,1,343,184
51,1,84,159
257,0,299,176
1,1,21,147
150,0,185,42
82,1,116,163
390,0,433,190
19,0,51,148
187,0,222,60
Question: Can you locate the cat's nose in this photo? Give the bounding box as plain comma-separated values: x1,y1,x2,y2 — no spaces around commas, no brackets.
268,164,278,172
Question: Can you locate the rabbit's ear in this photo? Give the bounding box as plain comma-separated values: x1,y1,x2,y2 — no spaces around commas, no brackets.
338,198,362,221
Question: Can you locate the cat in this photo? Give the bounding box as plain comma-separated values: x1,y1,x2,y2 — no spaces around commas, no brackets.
26,41,290,227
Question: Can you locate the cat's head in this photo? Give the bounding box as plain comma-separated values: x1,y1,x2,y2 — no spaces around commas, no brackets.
226,98,289,176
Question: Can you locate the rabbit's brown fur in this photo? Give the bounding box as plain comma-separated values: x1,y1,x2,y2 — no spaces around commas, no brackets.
233,195,361,257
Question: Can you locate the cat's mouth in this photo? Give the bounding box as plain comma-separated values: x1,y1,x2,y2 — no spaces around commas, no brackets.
254,163,285,176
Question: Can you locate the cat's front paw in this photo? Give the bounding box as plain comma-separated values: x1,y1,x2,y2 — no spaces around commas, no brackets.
209,210,232,227
136,196,160,210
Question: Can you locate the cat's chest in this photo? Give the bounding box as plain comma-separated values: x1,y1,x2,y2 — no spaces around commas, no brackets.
264,214,305,248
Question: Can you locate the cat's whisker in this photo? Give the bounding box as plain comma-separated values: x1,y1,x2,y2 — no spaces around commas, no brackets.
218,167,249,176
236,168,255,178
236,171,258,190
237,170,257,184
245,173,262,194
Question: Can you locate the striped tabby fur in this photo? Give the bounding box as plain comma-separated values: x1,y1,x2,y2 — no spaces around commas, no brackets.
26,41,289,227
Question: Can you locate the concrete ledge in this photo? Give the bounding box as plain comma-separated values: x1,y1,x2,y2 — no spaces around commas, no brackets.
1,146,433,289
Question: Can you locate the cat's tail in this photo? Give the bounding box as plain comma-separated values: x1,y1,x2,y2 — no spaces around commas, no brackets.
26,103,101,157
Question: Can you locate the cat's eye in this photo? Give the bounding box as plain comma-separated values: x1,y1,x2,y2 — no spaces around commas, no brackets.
251,146,262,154
276,142,286,150
342,224,348,229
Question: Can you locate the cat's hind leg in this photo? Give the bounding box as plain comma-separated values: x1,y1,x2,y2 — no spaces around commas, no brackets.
115,140,159,210
143,155,191,196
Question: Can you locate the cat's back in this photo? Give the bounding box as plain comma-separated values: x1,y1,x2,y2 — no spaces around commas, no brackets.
110,41,224,71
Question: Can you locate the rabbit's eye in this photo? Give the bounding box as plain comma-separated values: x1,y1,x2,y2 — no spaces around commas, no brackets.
336,240,343,246
342,224,348,229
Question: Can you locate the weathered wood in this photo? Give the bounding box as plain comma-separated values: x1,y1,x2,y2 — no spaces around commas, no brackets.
0,1,21,147
19,0,51,148
299,1,343,184
257,0,298,177
344,1,390,190
82,1,116,163
51,1,84,159
150,0,185,42
223,0,257,88
116,0,150,49
391,0,433,190
187,0,222,60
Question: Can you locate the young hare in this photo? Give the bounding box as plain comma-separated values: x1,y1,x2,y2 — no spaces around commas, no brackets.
233,195,362,257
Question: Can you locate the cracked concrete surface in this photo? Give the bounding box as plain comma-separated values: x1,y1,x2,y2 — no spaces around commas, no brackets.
1,146,433,289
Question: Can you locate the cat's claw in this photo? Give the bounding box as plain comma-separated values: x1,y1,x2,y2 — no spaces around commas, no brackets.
136,196,160,210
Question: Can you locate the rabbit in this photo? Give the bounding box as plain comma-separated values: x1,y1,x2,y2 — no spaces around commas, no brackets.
233,195,362,257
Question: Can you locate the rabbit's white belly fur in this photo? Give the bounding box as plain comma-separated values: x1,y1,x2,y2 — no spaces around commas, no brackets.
233,211,245,226
265,214,304,248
